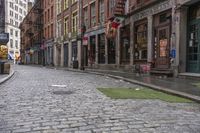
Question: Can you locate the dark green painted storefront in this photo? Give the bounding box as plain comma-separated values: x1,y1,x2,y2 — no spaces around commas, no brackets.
187,5,200,73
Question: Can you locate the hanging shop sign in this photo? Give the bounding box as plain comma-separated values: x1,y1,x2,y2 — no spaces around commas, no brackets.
0,33,9,44
83,36,88,45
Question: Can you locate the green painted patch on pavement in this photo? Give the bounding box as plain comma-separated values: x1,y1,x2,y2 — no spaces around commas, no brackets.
97,87,194,103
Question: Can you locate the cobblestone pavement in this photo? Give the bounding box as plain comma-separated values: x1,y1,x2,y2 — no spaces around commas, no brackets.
0,66,200,133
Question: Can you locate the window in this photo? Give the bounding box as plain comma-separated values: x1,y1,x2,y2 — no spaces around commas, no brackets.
99,0,104,24
15,31,18,37
57,0,62,14
51,6,53,19
10,29,13,36
15,13,18,19
10,2,14,9
83,7,88,29
15,21,19,26
48,26,50,39
10,19,14,25
15,0,18,4
45,12,47,24
134,21,148,60
15,5,18,11
19,16,23,21
57,20,62,37
19,8,22,14
48,9,50,22
64,0,69,10
72,12,78,33
24,11,26,16
10,39,13,48
64,17,69,35
10,10,13,16
71,0,77,4
15,40,18,49
90,2,96,27
51,24,53,38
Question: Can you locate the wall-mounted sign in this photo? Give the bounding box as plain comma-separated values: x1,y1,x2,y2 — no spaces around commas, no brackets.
159,39,168,57
0,45,8,60
0,33,9,44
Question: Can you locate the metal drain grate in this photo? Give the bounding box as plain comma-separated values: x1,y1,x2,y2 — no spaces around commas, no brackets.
52,90,74,95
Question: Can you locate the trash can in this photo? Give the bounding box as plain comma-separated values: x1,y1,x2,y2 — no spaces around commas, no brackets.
73,60,78,69
0,62,5,74
4,63,10,74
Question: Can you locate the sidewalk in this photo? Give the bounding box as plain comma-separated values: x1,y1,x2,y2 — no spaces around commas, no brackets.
60,67,200,103
31,65,200,103
0,65,15,85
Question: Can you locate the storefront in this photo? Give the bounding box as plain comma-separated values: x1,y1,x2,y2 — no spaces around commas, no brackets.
187,4,200,73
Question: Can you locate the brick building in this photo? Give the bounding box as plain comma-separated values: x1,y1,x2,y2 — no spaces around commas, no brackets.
43,0,56,66
20,0,43,65
54,0,79,67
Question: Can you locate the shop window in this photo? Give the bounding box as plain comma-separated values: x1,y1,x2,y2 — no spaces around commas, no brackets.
72,43,77,61
108,39,116,64
134,22,147,61
120,25,130,64
98,34,105,64
89,36,96,64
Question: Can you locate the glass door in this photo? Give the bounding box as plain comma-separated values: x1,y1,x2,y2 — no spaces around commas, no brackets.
187,20,200,73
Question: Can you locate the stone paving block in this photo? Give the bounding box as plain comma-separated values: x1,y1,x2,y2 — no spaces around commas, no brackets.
0,66,200,133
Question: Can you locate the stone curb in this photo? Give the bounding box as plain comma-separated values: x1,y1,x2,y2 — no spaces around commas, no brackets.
62,68,200,103
0,71,15,85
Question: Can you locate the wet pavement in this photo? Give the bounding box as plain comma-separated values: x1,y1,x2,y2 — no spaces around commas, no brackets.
86,69,200,97
0,65,200,133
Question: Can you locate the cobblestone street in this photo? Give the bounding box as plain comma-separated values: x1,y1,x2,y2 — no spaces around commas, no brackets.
0,66,200,133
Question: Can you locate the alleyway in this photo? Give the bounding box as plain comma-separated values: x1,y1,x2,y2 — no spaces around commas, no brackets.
0,66,200,133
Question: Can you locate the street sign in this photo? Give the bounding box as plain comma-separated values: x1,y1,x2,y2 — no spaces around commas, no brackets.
0,33,9,44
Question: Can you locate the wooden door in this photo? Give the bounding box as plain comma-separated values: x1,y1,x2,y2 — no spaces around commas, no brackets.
155,26,170,69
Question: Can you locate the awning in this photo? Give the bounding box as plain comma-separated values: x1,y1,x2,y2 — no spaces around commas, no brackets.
8,52,14,60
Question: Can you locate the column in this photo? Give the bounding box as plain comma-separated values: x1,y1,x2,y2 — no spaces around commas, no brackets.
95,34,99,65
147,15,153,63
130,20,134,65
116,28,120,66
105,37,108,64
60,43,64,67
68,41,72,67
178,7,188,73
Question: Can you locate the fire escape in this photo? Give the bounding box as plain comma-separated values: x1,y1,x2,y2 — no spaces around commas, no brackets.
113,0,126,17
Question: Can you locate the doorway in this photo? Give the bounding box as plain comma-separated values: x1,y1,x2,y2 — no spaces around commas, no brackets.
155,26,170,69
63,43,68,67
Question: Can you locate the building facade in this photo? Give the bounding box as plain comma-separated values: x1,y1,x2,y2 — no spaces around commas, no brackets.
43,0,56,66
55,0,79,67
20,0,43,65
20,0,200,77
5,0,29,63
